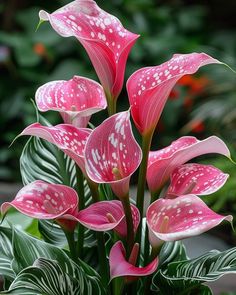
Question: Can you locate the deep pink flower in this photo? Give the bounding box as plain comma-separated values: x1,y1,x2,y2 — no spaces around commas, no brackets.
36,76,107,128
147,136,230,194
146,195,232,247
84,111,142,198
127,53,221,135
77,200,140,237
167,163,229,198
39,0,139,100
21,123,91,174
109,241,158,280
1,181,79,231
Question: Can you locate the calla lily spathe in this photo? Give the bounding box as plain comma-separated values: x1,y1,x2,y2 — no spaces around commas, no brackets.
147,136,230,194
84,111,142,198
167,163,229,198
39,0,139,100
21,123,91,175
1,181,140,237
36,76,107,128
1,180,79,231
109,241,158,280
127,53,221,135
146,195,232,248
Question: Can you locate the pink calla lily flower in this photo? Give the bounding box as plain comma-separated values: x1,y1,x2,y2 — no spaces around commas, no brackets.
84,111,142,198
127,53,221,135
147,195,233,248
21,123,92,174
109,241,158,280
36,76,107,128
1,181,79,231
39,0,139,100
167,163,229,198
1,181,140,237
77,200,140,237
147,136,230,194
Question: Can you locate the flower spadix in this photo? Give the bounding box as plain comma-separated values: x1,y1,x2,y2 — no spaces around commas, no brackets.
146,195,233,247
167,163,229,198
147,136,230,194
1,181,79,231
21,123,91,174
39,0,139,100
36,76,107,128
77,200,140,237
84,111,142,198
127,53,221,135
109,241,158,280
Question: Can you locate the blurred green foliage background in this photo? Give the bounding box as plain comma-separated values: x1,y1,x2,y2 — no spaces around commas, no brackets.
0,0,236,222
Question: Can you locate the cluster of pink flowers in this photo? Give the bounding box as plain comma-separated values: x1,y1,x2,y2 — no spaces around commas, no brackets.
2,0,232,282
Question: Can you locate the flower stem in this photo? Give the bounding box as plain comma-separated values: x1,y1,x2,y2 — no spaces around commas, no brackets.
88,183,109,287
106,91,117,116
64,230,77,261
76,166,85,258
121,196,135,256
136,132,153,256
87,179,100,202
96,231,109,287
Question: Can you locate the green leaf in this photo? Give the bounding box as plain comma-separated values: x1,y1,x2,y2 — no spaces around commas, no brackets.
10,228,104,294
38,220,67,247
2,258,104,295
153,247,236,294
20,136,76,187
158,241,188,268
0,227,15,281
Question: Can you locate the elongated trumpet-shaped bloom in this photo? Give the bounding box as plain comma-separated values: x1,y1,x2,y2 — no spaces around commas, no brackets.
36,76,107,128
147,195,233,247
39,0,139,100
21,123,91,174
109,241,158,280
77,200,140,237
127,53,221,135
167,163,229,197
147,136,230,194
1,181,79,231
84,111,142,198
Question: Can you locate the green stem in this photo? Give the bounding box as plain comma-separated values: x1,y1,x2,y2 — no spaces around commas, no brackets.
144,244,163,295
121,196,135,256
113,277,124,295
87,179,100,202
96,232,109,287
76,167,85,258
106,91,117,116
64,230,77,261
136,132,153,253
143,188,162,264
88,183,109,288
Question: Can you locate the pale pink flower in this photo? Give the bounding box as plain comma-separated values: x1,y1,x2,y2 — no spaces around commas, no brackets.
36,76,107,128
146,195,232,247
147,136,230,194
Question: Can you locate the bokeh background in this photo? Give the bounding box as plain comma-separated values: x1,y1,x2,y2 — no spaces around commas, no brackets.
0,0,236,244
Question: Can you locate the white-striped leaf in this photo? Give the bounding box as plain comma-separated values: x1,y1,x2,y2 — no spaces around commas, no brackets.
0,227,15,281
153,247,236,294
2,258,103,295
20,136,76,187
9,228,104,294
158,241,187,268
